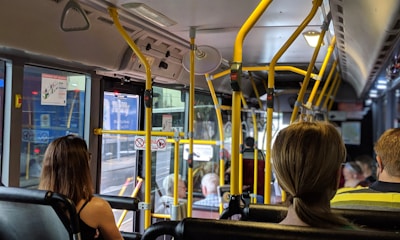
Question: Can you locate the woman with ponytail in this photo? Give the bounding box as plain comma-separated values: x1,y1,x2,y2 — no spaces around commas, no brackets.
272,121,351,228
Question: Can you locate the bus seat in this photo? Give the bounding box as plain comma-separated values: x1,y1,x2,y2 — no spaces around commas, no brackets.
96,194,142,238
121,231,142,240
192,204,220,219
245,204,400,231
0,186,80,240
96,194,140,211
141,218,400,240
141,221,179,240
242,158,265,196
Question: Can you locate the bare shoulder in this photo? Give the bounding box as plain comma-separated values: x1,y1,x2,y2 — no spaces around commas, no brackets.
81,196,113,218
88,197,111,213
79,196,115,228
89,196,112,208
79,196,122,239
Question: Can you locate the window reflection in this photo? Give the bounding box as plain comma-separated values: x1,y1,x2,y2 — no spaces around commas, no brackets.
20,65,87,188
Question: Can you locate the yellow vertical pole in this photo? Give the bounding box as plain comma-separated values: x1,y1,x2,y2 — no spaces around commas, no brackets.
239,92,248,194
268,0,323,204
260,76,270,203
108,8,153,228
315,61,337,108
172,138,180,219
305,36,336,108
249,72,263,203
239,123,243,194
187,27,196,217
251,110,258,204
231,0,272,198
205,73,226,214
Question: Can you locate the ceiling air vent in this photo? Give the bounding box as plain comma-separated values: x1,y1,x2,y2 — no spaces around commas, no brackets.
370,9,400,84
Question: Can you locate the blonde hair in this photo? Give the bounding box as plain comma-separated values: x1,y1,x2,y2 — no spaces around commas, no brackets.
201,173,219,194
39,135,93,205
163,174,183,196
272,121,348,228
374,128,400,177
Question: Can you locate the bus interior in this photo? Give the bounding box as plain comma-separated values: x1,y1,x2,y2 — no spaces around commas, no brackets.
1,0,400,237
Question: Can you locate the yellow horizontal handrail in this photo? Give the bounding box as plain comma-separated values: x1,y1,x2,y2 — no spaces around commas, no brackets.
151,213,171,219
166,139,217,145
209,66,319,81
94,128,185,137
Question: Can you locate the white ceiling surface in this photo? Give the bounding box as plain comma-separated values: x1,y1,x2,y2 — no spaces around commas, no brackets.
114,0,327,66
0,0,399,100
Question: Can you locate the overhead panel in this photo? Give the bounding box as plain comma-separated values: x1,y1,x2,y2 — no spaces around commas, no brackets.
119,35,185,83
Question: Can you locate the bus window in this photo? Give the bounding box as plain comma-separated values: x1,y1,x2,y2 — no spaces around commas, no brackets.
152,87,185,211
0,60,4,168
153,89,222,209
152,86,185,132
152,107,185,133
20,66,87,188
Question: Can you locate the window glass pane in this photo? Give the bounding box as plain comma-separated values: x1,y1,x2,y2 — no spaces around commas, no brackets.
100,91,139,232
153,86,185,131
192,93,219,207
100,91,139,195
152,88,222,219
193,93,215,140
20,65,87,188
0,60,4,166
152,86,186,220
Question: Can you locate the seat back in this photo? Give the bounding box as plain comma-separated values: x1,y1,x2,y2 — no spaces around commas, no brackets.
0,186,80,240
245,204,400,231
142,218,400,240
96,194,140,211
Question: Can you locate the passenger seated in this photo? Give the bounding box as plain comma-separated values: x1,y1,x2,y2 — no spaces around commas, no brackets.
354,154,377,185
193,173,220,208
155,174,187,220
331,128,400,211
272,121,351,228
39,135,123,240
341,162,369,188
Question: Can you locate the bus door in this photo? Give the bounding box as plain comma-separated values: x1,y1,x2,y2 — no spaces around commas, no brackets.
99,91,139,197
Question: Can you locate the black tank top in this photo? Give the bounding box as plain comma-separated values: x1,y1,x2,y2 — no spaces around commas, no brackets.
78,200,104,240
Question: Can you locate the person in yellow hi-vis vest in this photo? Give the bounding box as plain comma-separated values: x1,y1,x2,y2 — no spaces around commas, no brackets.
331,128,400,211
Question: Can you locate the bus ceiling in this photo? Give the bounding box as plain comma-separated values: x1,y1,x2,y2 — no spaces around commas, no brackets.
1,0,400,102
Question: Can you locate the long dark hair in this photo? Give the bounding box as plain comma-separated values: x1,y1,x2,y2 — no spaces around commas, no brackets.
39,135,93,205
